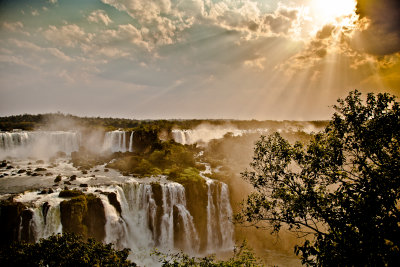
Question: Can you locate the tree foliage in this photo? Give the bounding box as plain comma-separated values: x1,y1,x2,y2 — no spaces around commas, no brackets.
0,233,135,266
238,90,400,266
155,241,263,267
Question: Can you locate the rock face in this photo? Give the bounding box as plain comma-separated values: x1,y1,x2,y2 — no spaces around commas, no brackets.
20,209,35,243
181,180,209,252
60,194,106,242
105,192,122,215
0,199,27,246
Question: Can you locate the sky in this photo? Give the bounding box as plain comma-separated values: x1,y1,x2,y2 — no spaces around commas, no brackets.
0,0,399,120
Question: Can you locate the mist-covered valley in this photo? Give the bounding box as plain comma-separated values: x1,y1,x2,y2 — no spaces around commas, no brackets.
0,114,327,266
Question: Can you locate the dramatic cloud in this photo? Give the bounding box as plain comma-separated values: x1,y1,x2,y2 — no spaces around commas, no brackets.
87,10,113,26
101,0,192,46
354,0,400,55
0,0,399,119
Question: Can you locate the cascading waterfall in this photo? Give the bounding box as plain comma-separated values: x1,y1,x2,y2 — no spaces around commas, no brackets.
171,128,268,145
129,132,134,152
204,179,235,252
14,178,234,265
103,130,127,152
0,132,29,149
159,183,199,253
31,205,63,241
103,130,136,153
0,131,80,157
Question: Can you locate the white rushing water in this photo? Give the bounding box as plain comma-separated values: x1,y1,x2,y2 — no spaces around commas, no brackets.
103,130,128,152
129,131,134,152
0,131,80,158
201,165,235,253
12,176,234,266
171,128,268,145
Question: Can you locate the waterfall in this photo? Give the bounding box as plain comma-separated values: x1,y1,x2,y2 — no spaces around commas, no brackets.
0,131,80,158
129,132,134,152
219,183,235,249
100,182,199,254
13,178,234,264
200,163,235,253
171,128,268,145
103,130,128,152
31,205,63,241
159,183,199,253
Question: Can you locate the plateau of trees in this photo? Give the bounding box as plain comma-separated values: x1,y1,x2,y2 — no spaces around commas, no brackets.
238,90,400,265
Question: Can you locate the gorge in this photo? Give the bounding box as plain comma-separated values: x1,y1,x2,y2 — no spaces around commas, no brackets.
0,119,323,266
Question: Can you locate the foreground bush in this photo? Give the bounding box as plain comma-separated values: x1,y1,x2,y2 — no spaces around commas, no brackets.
0,233,135,266
155,241,263,267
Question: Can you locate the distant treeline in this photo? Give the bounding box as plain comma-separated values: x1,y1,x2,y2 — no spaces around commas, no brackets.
0,113,328,132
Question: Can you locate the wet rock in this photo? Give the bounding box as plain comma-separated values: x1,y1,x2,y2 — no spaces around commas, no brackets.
94,169,99,172
60,193,106,241
45,172,53,176
17,169,26,174
6,166,13,169
59,189,83,198
54,175,62,183
0,199,27,245
0,162,7,168
48,188,54,194
20,209,35,243
39,189,48,195
64,181,72,185
34,167,47,172
103,192,122,215
35,160,44,164
79,183,88,188
104,168,109,172
42,202,50,224
69,175,77,181
81,170,88,175
26,171,32,175
3,173,9,176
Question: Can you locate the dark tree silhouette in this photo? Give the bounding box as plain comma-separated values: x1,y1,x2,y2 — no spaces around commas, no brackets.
238,90,400,266
0,233,135,266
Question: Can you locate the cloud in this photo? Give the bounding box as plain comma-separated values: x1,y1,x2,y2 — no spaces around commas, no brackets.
100,0,189,46
2,21,29,36
354,0,400,55
9,39,74,62
244,56,266,71
87,10,113,26
43,24,93,47
0,54,40,70
2,21,24,32
263,5,301,36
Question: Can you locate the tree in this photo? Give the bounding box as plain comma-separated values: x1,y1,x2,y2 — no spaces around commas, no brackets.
238,90,400,266
0,233,135,266
155,241,263,267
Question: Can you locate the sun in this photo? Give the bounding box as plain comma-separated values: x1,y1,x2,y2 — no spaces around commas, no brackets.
310,0,357,25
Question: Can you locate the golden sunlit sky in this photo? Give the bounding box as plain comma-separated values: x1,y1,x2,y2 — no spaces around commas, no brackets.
0,0,399,120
